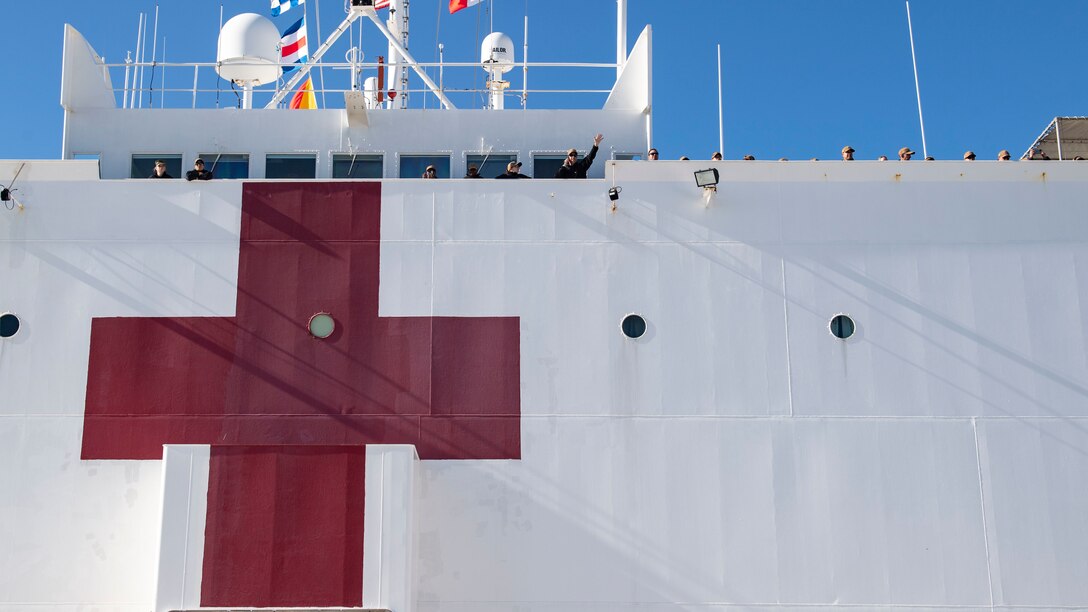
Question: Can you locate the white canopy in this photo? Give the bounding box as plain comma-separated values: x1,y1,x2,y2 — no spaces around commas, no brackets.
1024,116,1088,160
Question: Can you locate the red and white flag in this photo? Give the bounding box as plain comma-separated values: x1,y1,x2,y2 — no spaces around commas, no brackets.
374,0,390,7
449,0,483,14
280,16,308,68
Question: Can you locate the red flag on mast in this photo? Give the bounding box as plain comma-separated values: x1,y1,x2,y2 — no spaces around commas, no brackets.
449,0,483,14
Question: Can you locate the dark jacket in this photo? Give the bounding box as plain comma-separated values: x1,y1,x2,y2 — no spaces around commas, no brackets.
554,145,599,179
185,169,214,181
149,173,173,179
496,172,530,179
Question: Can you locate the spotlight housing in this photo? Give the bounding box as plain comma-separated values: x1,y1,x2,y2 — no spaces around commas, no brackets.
694,168,719,190
608,186,621,202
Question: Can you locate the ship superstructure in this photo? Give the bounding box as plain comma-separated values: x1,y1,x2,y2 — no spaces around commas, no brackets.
3,3,1088,612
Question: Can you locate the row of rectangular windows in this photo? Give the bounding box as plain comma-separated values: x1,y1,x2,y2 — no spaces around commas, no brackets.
130,152,642,180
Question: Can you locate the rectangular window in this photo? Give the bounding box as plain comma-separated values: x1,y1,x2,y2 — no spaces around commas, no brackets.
532,154,567,179
332,154,384,179
614,153,642,161
198,154,250,179
466,153,517,179
266,154,317,179
131,154,182,179
400,155,450,179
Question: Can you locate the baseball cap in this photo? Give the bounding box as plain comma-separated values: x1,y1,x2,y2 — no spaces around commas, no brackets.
898,147,915,156
507,161,522,171
963,151,976,160
194,158,205,164
842,146,855,153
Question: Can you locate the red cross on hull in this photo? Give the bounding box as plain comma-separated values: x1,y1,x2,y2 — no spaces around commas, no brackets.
82,182,521,607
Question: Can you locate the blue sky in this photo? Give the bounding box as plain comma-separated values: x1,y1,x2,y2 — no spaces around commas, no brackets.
2,1,1086,161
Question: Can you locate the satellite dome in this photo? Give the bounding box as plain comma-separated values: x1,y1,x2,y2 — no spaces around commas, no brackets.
217,13,282,85
481,32,515,75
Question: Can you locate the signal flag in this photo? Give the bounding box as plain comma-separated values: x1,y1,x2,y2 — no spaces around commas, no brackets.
449,0,483,14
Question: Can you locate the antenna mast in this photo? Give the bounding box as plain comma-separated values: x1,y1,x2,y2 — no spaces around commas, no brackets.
905,1,928,158
717,44,724,156
616,0,627,77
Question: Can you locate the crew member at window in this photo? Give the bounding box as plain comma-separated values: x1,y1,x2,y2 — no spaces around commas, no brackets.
555,133,603,179
496,161,530,179
186,158,213,181
149,160,173,179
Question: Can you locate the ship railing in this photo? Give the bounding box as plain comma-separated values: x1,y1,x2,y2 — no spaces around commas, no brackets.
104,60,620,110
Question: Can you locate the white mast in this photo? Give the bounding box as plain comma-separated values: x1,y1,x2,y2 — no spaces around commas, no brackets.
717,44,723,156
387,0,408,108
905,0,928,159
616,0,627,77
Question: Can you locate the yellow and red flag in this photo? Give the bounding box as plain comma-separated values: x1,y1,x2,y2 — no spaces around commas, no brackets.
290,77,317,110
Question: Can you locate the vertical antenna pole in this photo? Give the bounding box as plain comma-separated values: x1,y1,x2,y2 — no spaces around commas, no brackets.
522,15,528,108
717,43,724,156
160,37,167,108
149,4,159,108
137,11,148,108
314,0,328,109
217,3,224,109
616,0,627,77
130,13,143,109
122,51,132,109
1055,118,1064,160
906,0,928,158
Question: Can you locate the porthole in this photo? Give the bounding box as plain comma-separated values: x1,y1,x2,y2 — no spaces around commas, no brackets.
621,314,647,339
829,314,855,340
0,312,20,338
308,312,335,339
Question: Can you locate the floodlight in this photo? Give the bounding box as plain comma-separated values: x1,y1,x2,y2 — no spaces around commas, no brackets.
0,188,9,201
694,168,719,190
608,186,621,202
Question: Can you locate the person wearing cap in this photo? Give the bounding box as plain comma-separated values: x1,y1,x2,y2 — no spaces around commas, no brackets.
898,147,915,161
185,158,213,181
963,151,976,161
711,152,723,161
647,148,659,160
465,165,483,178
998,150,1012,161
422,165,438,179
841,146,855,161
555,133,604,179
149,160,173,179
496,160,530,179
742,154,756,161
877,155,889,161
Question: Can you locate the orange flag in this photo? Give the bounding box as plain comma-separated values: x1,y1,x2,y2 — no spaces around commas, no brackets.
290,77,317,110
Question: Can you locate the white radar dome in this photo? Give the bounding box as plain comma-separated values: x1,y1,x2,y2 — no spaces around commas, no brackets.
481,32,515,75
217,13,283,85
